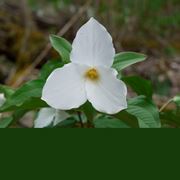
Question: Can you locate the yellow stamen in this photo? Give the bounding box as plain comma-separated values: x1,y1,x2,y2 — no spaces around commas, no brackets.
85,68,99,80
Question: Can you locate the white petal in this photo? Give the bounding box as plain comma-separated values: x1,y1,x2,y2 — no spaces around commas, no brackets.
53,110,70,126
70,17,115,67
34,108,56,128
42,63,87,110
0,93,5,107
86,67,127,114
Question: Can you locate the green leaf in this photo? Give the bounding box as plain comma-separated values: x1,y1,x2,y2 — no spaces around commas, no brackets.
122,76,153,98
114,110,139,128
39,59,64,80
17,97,48,111
0,117,13,128
0,80,45,112
113,52,147,71
94,116,130,128
0,85,15,98
173,94,180,106
50,35,72,63
127,96,161,128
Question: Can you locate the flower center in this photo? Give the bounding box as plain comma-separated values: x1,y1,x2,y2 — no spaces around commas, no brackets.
85,68,99,80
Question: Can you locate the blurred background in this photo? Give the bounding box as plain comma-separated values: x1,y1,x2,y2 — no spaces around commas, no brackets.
0,0,179,114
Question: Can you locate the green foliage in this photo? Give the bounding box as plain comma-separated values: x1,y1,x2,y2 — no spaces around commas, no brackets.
17,98,48,111
114,110,139,128
0,80,46,112
0,85,15,98
39,59,64,80
113,96,161,128
113,52,147,71
122,76,153,99
127,96,161,128
49,35,72,63
94,115,130,128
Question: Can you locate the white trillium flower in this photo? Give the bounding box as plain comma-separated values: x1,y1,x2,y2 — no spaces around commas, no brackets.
42,18,127,114
34,108,70,128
